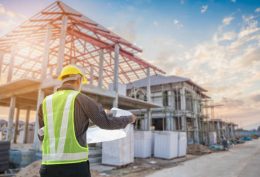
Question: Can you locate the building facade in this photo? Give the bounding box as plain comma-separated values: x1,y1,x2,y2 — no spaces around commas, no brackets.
127,74,209,144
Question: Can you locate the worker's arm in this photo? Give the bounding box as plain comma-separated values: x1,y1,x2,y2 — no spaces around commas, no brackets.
77,94,135,130
37,103,44,141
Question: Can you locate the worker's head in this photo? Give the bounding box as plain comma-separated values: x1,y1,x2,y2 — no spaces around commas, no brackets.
58,65,87,91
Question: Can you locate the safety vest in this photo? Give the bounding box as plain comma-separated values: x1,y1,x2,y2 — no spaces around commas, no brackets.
42,90,88,165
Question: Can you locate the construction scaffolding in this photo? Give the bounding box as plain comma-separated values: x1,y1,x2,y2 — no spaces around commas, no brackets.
0,1,165,149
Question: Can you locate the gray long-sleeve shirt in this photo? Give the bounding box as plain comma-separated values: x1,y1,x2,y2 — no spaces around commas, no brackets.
38,85,132,147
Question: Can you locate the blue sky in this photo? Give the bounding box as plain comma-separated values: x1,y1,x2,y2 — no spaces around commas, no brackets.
0,0,260,129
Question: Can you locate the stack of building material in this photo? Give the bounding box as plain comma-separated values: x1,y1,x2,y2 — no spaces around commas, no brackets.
16,160,41,177
134,131,152,158
9,149,35,167
187,144,212,155
0,141,10,173
102,125,134,166
154,131,178,159
88,146,102,163
209,132,217,145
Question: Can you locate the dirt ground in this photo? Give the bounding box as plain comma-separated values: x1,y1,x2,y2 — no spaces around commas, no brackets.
15,155,197,177
147,139,260,177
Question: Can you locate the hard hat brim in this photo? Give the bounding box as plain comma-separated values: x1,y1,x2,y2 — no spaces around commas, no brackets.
82,76,87,84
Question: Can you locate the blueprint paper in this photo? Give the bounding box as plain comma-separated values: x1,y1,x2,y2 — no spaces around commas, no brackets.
87,108,132,144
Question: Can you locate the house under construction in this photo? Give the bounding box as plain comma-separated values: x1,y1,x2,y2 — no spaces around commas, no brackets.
126,74,210,144
0,1,165,149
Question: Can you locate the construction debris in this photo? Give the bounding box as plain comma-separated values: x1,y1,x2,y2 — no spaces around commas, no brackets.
187,144,212,155
16,160,41,177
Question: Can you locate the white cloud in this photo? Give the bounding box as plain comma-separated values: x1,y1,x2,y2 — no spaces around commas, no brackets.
255,8,260,13
0,4,6,14
173,19,183,29
215,31,237,41
201,5,208,14
0,3,25,18
222,16,234,25
150,9,260,128
0,3,27,35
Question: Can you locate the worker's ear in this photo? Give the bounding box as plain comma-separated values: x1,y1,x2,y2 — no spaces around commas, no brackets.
77,77,82,91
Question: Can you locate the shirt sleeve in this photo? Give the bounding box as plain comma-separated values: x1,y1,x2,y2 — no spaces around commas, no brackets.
77,93,132,130
38,103,44,141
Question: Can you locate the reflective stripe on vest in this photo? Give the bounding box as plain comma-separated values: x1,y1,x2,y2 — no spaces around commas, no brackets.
42,90,88,164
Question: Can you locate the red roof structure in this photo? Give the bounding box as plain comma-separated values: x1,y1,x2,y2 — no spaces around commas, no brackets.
0,1,165,86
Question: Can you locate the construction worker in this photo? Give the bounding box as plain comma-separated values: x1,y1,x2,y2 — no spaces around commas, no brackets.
38,65,136,177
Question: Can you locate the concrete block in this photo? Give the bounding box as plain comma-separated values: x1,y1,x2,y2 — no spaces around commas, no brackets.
154,131,178,159
134,131,152,158
102,125,134,166
178,132,187,157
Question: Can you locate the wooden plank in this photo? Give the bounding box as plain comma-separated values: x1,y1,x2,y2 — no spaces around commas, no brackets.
56,15,68,76
41,25,52,80
7,46,16,82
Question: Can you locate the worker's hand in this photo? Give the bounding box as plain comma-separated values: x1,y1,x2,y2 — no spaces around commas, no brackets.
130,114,137,123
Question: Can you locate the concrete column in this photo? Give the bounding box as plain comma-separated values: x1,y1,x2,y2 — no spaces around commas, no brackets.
146,67,151,102
140,119,146,130
23,108,30,144
7,96,16,141
41,25,52,81
0,53,3,81
171,90,175,110
166,117,170,131
146,67,151,131
166,116,174,131
56,15,68,76
193,94,199,143
193,119,199,144
180,87,186,111
7,46,16,82
113,44,120,108
98,50,104,88
146,109,152,131
180,87,186,131
181,116,187,131
217,121,221,142
89,66,94,85
33,89,45,150
13,108,20,143
171,117,175,130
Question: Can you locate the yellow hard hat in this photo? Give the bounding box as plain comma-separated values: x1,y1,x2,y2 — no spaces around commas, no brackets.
58,65,87,84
